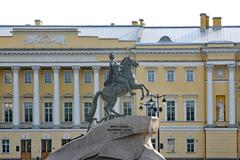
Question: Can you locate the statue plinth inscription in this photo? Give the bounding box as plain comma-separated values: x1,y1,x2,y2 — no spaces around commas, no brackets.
107,124,133,135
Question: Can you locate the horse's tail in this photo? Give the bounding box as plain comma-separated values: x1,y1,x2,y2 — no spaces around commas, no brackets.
86,91,102,123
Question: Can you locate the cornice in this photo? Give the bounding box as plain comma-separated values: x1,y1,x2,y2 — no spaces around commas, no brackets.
131,48,199,54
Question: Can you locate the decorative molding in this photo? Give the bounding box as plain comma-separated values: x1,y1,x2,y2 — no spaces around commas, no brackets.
61,93,73,99
41,93,53,99
82,93,93,98
25,34,65,45
11,66,20,72
1,93,13,99
205,128,238,131
21,93,33,99
139,61,203,67
160,126,204,131
182,94,198,99
165,94,179,99
206,64,214,72
228,63,236,72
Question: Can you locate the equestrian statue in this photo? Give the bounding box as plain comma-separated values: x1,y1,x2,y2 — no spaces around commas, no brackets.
86,53,149,130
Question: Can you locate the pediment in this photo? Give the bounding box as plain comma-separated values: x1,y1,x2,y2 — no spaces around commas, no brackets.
41,93,53,99
82,92,93,98
21,93,33,99
61,93,73,98
1,93,13,99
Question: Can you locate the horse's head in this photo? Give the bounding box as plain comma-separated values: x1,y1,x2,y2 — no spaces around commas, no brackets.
121,56,139,68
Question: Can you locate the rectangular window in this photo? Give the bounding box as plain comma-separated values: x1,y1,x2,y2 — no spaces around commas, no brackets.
41,139,52,152
147,70,155,82
187,139,195,153
123,102,133,116
61,139,71,146
84,71,92,83
3,102,13,122
4,72,12,84
186,101,195,121
24,71,32,83
151,138,156,149
167,101,175,121
167,70,175,82
2,139,9,153
44,71,52,83
147,101,156,116
186,70,194,82
64,102,73,122
44,102,53,122
167,138,175,153
24,102,33,122
84,102,92,121
64,71,73,83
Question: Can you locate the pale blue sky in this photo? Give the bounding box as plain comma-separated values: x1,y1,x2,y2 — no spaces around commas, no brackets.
1,0,239,26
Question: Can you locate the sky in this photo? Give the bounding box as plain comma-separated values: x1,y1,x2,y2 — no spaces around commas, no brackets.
1,0,240,26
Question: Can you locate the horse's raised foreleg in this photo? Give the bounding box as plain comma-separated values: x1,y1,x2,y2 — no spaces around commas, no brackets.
141,84,150,96
131,84,145,100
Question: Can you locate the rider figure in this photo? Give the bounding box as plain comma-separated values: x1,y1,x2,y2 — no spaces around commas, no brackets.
104,53,135,96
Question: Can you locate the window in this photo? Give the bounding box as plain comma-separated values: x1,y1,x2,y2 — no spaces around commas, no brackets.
186,70,194,82
84,71,92,83
187,139,195,153
147,70,155,82
61,139,71,146
84,102,92,121
147,102,156,116
186,100,195,121
64,102,73,122
123,102,133,116
167,138,175,153
151,138,156,149
167,69,175,82
44,102,53,122
44,71,52,83
167,101,175,121
4,72,12,84
24,71,32,83
2,139,9,153
24,102,32,122
3,102,13,122
64,71,72,83
41,139,52,152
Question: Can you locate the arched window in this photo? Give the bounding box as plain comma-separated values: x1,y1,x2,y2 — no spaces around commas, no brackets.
159,36,172,43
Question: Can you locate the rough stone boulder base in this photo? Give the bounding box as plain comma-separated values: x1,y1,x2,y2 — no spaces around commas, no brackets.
47,116,165,160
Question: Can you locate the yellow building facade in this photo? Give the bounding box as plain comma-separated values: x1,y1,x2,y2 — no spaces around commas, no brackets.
0,15,240,159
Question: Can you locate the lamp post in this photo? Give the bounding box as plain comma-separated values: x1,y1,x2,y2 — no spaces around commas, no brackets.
139,94,166,152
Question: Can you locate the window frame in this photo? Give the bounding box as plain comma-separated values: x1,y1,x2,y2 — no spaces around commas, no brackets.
3,71,12,84
63,101,73,122
147,70,156,82
43,101,53,123
185,69,194,82
184,100,197,122
24,71,32,84
84,70,92,84
2,139,10,154
2,101,13,123
123,101,133,116
23,101,33,122
165,100,177,121
44,71,52,84
186,138,195,153
84,102,93,122
64,71,73,84
166,69,175,82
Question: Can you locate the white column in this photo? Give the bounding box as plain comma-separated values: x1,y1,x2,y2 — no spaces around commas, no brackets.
72,66,80,127
228,64,236,127
206,64,214,126
12,66,20,128
32,66,40,128
114,98,120,113
53,66,60,127
93,66,100,120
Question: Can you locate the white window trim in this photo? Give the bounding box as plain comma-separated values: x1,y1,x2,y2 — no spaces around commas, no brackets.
165,100,177,121
186,138,195,153
24,71,32,84
1,138,10,154
42,100,53,123
147,70,156,82
23,101,33,123
62,100,73,122
64,71,73,84
122,101,134,116
166,69,176,82
3,71,12,85
185,69,195,82
84,70,93,84
2,100,13,123
184,99,197,122
43,71,52,84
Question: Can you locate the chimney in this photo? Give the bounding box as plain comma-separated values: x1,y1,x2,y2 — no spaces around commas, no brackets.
132,21,139,26
200,13,209,31
213,17,222,30
35,19,42,26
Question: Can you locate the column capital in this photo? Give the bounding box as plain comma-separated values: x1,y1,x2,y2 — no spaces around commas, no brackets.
228,63,236,72
32,66,40,72
11,66,20,72
206,64,214,72
72,66,81,71
52,66,60,72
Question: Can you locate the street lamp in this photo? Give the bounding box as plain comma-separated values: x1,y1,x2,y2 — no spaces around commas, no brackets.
139,94,166,152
